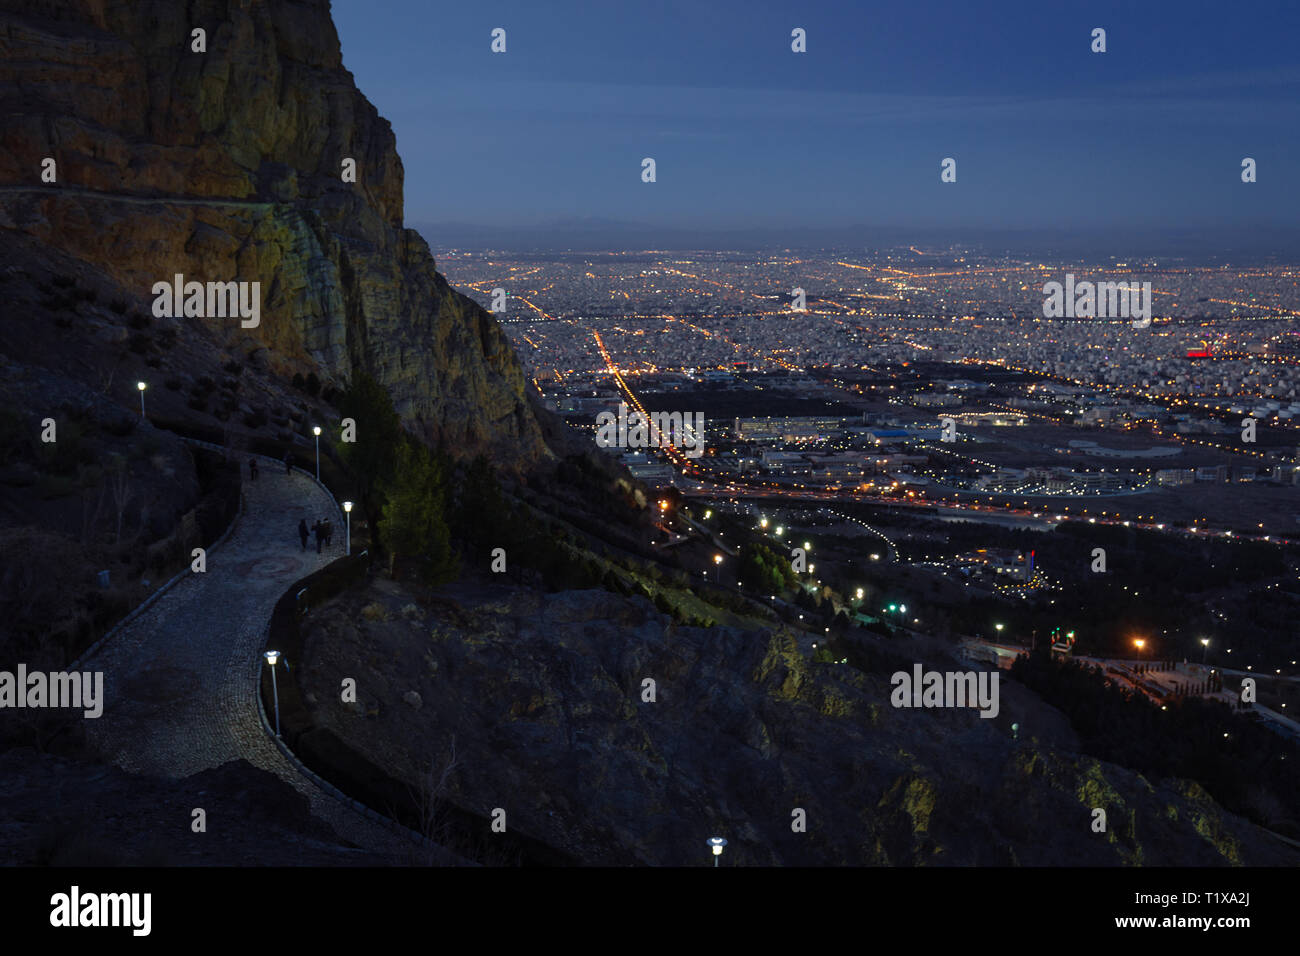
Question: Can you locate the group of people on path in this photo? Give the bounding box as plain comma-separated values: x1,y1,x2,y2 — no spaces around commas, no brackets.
244,453,334,556
298,517,333,554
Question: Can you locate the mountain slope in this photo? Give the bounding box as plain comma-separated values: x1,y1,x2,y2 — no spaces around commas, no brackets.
0,0,544,464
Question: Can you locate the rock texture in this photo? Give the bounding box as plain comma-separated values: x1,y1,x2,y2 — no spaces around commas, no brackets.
0,750,400,865
300,579,1300,866
0,0,545,465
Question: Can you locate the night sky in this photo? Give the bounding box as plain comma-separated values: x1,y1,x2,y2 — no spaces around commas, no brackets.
331,0,1300,237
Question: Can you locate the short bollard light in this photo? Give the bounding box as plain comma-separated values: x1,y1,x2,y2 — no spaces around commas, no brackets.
707,837,728,867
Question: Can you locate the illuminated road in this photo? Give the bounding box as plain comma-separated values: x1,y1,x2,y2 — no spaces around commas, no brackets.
678,477,1293,546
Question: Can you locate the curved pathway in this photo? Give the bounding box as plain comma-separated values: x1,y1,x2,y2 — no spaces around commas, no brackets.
80,456,420,858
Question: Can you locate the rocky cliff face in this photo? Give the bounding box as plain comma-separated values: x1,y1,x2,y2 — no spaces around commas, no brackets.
0,0,545,464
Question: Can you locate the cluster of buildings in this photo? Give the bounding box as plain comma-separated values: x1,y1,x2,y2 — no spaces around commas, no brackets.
1154,463,1300,486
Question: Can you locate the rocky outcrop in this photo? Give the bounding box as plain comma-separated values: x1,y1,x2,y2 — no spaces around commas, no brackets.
299,579,1300,866
0,0,545,465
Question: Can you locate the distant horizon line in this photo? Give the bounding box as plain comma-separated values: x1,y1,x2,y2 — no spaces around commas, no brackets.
411,219,1300,260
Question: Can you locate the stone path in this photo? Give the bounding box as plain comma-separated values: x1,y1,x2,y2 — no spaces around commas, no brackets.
80,456,421,859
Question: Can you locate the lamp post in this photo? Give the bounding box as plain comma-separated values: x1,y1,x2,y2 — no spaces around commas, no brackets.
1201,638,1210,664
312,426,321,481
707,837,727,867
343,501,352,556
714,553,723,586
137,381,147,417
264,650,281,737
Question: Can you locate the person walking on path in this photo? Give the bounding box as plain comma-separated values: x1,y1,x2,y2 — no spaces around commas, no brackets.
298,518,309,552
312,519,323,555
284,451,293,475
323,518,333,550
249,457,258,482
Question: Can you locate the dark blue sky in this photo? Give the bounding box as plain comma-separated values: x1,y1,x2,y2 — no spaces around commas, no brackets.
332,0,1300,237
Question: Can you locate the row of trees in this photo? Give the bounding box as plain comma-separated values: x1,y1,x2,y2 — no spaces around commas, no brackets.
738,541,799,594
338,373,457,584
337,373,620,591
1010,648,1300,833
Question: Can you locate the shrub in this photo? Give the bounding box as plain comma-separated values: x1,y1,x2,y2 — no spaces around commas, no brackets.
361,602,389,622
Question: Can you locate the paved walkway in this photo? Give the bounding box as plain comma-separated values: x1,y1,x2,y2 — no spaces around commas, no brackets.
80,459,418,859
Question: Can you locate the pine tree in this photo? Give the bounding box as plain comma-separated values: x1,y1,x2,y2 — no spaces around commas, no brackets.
339,371,404,509
453,454,510,557
378,439,458,585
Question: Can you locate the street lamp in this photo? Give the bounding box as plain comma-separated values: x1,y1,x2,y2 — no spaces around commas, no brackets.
343,501,353,555
136,381,147,417
264,650,281,737
1134,638,1146,661
312,426,321,481
1201,638,1210,664
707,837,728,867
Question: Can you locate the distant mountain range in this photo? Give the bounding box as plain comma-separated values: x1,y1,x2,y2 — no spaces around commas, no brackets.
414,218,1300,262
